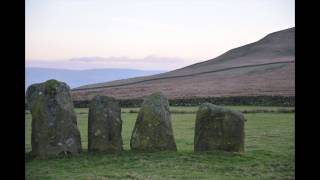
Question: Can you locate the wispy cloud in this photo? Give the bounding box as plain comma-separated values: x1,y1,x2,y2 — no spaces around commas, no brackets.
26,56,192,71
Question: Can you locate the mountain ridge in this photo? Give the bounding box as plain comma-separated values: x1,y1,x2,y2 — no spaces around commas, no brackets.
25,68,165,90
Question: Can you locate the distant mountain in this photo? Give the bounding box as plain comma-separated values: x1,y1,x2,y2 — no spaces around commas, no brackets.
72,27,295,101
26,56,189,71
25,68,165,90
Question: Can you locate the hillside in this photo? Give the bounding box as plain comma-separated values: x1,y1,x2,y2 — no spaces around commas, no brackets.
25,68,164,90
71,27,295,101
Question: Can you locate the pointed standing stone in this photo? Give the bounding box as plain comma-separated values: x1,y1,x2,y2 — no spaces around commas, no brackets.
26,79,82,157
88,95,123,153
130,92,177,151
194,103,245,152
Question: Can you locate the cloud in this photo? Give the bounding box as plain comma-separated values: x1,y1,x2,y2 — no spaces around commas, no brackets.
26,56,192,70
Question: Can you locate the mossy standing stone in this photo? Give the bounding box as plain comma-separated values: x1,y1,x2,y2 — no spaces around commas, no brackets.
194,103,245,152
88,95,123,153
26,79,82,157
130,92,177,151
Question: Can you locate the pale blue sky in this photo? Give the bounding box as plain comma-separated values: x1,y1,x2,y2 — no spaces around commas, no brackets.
26,0,294,70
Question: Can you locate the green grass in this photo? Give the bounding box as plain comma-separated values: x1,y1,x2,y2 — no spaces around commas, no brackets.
25,106,295,180
122,106,295,114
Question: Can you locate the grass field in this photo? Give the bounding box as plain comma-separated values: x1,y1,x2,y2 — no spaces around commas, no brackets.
25,106,295,180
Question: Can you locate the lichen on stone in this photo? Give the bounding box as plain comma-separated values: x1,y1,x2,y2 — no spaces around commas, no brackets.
88,95,123,153
194,103,245,153
130,92,177,152
26,79,82,158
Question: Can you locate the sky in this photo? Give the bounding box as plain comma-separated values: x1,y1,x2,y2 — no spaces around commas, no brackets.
25,0,295,70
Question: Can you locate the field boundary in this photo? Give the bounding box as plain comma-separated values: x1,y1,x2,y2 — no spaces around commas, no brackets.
71,96,295,108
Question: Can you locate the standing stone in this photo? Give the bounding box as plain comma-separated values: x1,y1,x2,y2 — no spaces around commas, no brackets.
88,95,123,153
26,79,82,157
194,103,245,152
130,92,177,151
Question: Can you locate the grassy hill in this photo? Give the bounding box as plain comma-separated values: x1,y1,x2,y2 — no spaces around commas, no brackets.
71,28,295,101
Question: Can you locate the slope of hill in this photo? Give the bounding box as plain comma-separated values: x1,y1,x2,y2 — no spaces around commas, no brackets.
25,68,165,90
72,27,295,101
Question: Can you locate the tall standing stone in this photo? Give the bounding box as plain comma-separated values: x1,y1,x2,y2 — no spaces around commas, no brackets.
194,103,245,152
88,95,123,153
130,92,177,151
26,79,82,157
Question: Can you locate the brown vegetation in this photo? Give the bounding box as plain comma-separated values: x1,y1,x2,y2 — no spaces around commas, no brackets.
71,28,295,101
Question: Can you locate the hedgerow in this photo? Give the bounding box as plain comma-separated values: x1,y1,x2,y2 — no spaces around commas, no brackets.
69,96,294,108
